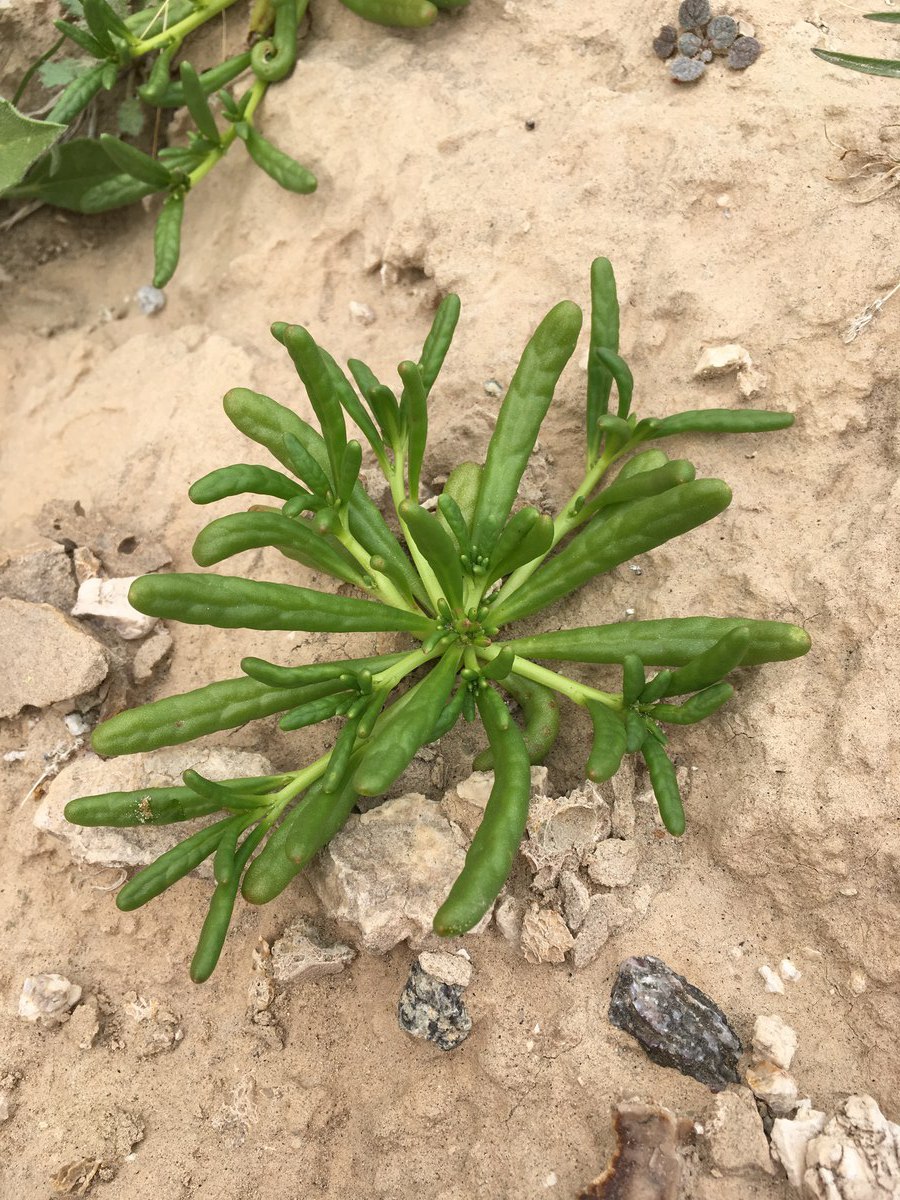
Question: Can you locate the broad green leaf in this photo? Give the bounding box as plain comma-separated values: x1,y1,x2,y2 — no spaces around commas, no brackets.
0,100,65,194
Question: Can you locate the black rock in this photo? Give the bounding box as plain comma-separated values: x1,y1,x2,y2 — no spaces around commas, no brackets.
608,955,742,1092
398,961,472,1051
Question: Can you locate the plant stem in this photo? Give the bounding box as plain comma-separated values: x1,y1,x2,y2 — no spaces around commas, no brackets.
387,462,444,611
185,76,266,189
132,0,242,55
478,646,619,710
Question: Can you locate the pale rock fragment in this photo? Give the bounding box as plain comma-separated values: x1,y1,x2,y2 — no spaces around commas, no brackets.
72,545,102,584
779,958,802,983
523,779,611,875
752,1014,798,1070
745,1059,801,1116
804,1095,900,1200
559,869,590,932
348,300,376,325
693,344,752,378
122,992,183,1057
270,918,355,984
36,746,274,870
738,364,768,400
418,950,473,989
520,904,574,965
18,974,82,1026
494,895,526,943
0,599,108,718
770,1102,827,1190
308,793,485,953
705,1087,776,1175
586,839,639,888
0,540,76,610
758,964,785,994
131,628,173,683
72,576,157,639
849,969,868,995
570,893,619,969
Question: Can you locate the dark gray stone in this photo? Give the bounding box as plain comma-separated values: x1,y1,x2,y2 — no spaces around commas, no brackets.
707,14,738,50
653,25,678,59
398,961,472,1051
678,0,711,30
608,955,742,1092
728,36,762,69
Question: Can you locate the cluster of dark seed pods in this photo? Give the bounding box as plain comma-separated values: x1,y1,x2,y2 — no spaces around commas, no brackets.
653,0,761,83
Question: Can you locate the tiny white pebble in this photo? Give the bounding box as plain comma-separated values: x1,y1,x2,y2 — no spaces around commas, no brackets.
624,607,635,616
3,750,26,763
533,1022,541,1033
694,1122,705,1135
525,1039,535,1051
849,969,868,995
136,284,166,315
759,964,785,994
628,564,643,575
779,958,802,982
839,886,858,897
544,1173,558,1188
716,193,732,208
349,300,376,326
484,379,503,398
728,945,744,960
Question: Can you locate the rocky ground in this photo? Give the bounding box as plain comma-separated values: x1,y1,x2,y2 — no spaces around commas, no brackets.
2,1,900,1198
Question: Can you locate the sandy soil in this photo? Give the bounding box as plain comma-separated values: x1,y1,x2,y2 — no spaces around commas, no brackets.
2,1,900,1197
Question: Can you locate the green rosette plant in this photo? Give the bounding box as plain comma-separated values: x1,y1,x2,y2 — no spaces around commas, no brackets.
65,257,811,982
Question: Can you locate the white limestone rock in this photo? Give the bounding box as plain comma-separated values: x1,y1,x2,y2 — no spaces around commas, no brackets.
72,576,157,639
307,793,486,953
804,1095,900,1199
19,974,82,1026
270,919,355,984
0,599,107,718
752,1014,798,1070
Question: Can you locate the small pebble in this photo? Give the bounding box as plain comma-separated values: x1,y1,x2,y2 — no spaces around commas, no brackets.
136,285,166,316
848,969,867,996
653,25,678,59
64,712,91,736
707,14,737,50
398,958,472,1051
669,56,706,83
678,0,710,29
759,964,785,994
483,379,503,398
678,32,702,56
728,36,761,69
349,300,376,326
779,958,801,983
699,48,713,63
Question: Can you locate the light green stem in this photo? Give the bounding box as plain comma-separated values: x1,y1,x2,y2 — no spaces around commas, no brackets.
477,646,619,710
132,0,242,55
185,77,266,188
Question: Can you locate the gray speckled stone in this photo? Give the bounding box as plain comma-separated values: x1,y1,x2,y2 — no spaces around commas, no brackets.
669,56,706,83
707,14,738,50
678,0,711,29
398,960,472,1051
608,955,742,1092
